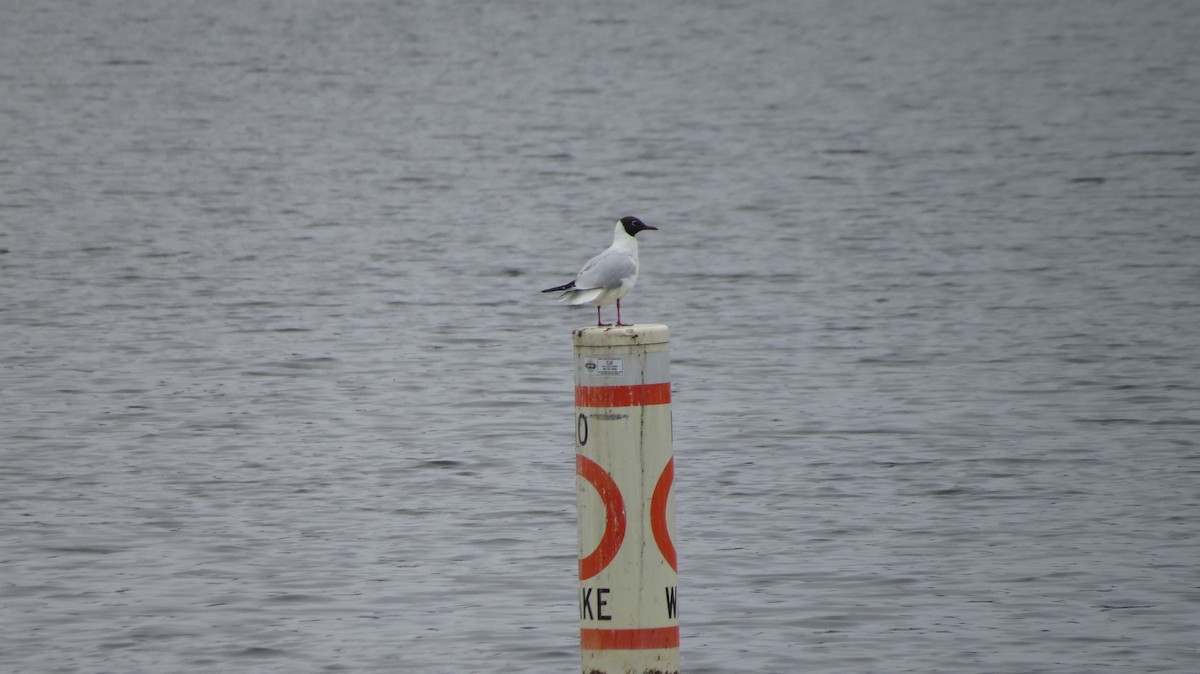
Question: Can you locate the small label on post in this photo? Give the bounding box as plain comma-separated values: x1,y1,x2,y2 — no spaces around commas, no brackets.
583,357,623,376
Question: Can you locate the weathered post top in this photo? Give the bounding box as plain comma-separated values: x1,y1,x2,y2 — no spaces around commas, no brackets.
572,324,669,347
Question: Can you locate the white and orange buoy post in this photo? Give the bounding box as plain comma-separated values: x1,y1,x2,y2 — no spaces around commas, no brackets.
572,324,679,674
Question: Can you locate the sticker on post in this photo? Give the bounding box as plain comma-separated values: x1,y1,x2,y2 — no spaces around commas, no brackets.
584,357,623,376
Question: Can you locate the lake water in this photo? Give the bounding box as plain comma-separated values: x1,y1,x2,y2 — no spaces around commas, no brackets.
2,1,1198,672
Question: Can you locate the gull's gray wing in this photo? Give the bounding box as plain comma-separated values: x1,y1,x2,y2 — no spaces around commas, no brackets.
575,248,636,290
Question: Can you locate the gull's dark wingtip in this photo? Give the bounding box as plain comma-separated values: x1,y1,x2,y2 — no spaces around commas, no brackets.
542,280,576,293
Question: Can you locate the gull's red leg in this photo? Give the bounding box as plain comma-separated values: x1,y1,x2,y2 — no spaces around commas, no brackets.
615,299,630,326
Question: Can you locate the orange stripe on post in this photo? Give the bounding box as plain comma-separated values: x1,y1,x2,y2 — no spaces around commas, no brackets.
575,382,671,408
580,626,680,650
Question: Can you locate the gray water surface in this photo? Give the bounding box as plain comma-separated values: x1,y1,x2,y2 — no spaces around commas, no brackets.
2,1,1198,672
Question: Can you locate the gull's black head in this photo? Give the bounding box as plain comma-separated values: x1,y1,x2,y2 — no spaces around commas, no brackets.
620,216,657,237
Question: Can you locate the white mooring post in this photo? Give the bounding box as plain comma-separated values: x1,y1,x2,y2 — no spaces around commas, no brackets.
572,324,679,674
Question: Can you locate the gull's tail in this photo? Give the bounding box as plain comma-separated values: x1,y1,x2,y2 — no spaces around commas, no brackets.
558,287,603,305
542,280,603,305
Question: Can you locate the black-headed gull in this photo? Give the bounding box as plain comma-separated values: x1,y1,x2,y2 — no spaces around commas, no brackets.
542,216,658,327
